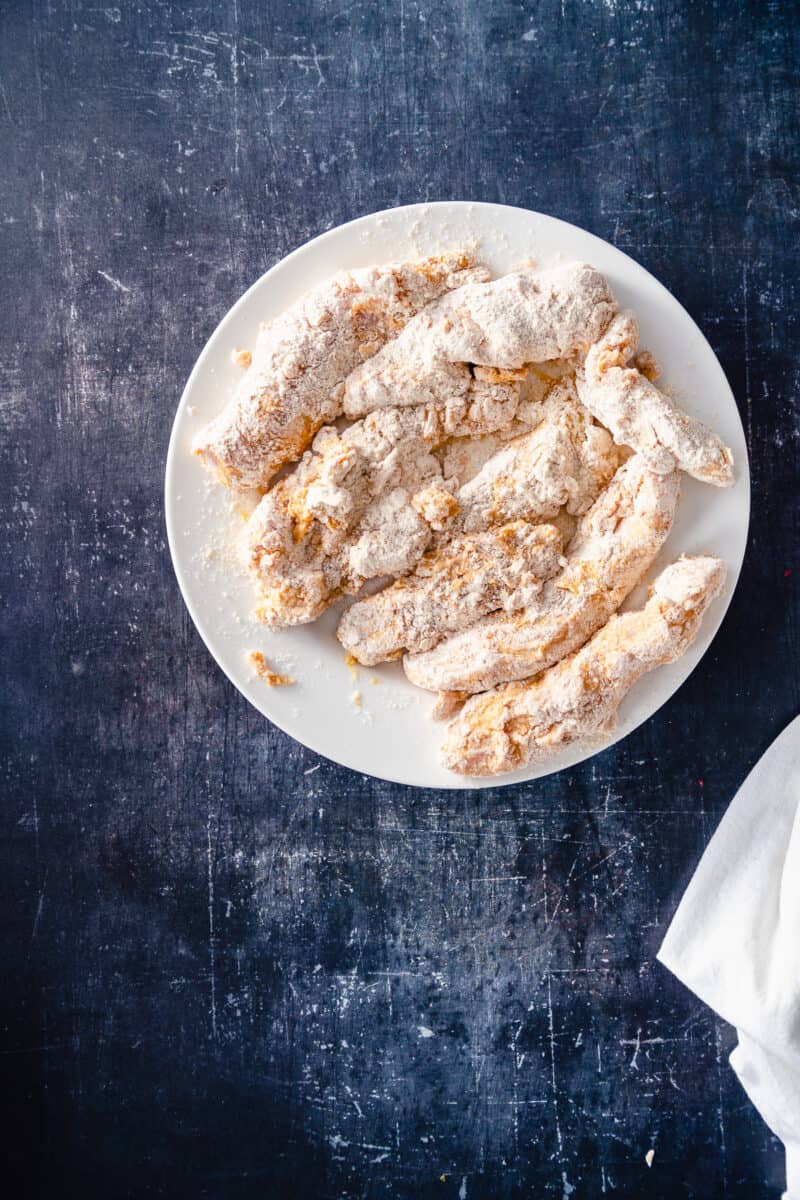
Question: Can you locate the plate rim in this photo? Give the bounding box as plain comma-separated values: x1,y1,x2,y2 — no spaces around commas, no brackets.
165,200,751,790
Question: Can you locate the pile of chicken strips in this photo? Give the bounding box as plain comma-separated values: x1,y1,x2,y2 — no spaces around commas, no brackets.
194,251,734,777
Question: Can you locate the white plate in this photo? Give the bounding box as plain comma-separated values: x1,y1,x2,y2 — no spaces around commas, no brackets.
165,202,750,789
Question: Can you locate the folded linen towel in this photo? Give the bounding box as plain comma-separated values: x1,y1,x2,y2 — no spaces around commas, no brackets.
658,714,800,1198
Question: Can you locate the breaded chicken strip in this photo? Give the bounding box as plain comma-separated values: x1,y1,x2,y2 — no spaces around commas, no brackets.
194,252,488,491
441,555,726,776
336,521,563,666
451,384,620,536
239,369,524,626
576,312,734,486
404,456,680,693
343,263,617,418
435,360,577,487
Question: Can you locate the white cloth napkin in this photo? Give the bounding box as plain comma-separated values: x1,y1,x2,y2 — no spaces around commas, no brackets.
658,713,800,1199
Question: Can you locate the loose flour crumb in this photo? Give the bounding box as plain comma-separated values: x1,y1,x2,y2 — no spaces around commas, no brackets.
249,650,294,687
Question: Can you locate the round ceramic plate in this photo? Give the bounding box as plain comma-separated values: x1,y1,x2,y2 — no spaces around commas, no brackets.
165,202,749,789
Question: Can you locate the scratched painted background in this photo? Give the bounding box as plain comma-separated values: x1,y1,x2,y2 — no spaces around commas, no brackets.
1,0,798,1196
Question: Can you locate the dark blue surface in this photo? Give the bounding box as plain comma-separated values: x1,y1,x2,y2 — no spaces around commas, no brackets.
1,1,798,1196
